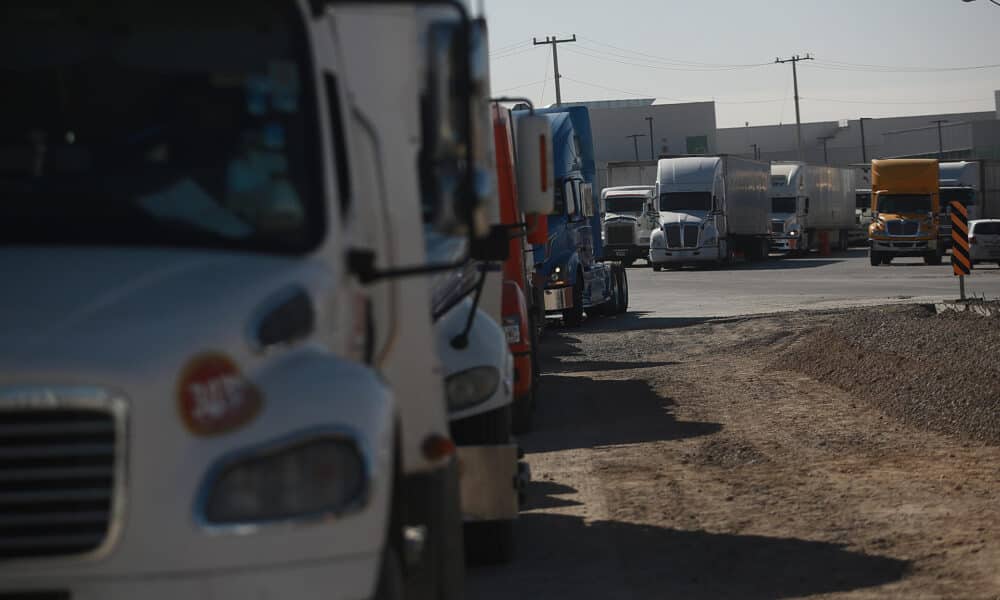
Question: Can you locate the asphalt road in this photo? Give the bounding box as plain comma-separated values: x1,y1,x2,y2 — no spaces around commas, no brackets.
628,249,1000,318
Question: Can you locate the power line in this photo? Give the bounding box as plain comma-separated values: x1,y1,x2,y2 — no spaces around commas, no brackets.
577,35,771,69
801,96,987,105
562,45,770,73
559,75,785,105
807,60,1000,73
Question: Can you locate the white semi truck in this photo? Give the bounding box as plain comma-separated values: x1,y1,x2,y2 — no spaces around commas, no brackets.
0,1,524,598
649,156,771,269
602,186,659,266
938,160,1000,249
769,162,856,254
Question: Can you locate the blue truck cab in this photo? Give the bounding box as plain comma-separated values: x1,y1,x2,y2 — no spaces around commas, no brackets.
520,106,628,325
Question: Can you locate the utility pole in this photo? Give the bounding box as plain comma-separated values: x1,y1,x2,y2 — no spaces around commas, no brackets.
533,35,576,106
818,135,835,164
775,54,814,160
930,119,949,158
644,116,655,160
626,133,646,161
859,117,871,164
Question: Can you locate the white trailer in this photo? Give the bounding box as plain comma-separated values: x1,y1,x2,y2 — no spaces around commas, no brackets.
649,156,770,269
606,160,658,189
601,186,659,266
769,162,856,253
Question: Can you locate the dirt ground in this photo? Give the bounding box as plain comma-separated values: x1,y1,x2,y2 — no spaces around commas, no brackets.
468,307,1000,599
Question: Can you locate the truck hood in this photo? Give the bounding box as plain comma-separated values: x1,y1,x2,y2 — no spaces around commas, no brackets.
659,210,708,225
0,247,312,369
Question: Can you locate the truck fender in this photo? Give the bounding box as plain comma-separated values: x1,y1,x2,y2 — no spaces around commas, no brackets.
250,350,397,556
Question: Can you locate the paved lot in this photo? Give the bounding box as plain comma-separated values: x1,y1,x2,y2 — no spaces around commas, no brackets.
628,249,1000,318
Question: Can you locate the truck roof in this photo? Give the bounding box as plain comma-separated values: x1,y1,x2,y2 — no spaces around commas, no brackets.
939,161,978,188
656,156,720,186
872,159,939,194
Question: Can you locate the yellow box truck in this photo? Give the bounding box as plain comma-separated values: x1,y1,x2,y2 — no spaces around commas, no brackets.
868,159,943,266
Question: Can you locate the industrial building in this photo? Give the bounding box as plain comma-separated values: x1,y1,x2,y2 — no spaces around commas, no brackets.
560,91,1000,188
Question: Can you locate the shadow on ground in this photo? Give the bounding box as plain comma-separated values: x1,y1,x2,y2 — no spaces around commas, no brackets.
522,480,582,511
545,311,714,335
523,374,720,453
469,513,909,600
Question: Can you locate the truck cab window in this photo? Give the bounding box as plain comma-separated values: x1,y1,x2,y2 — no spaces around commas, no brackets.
0,2,323,254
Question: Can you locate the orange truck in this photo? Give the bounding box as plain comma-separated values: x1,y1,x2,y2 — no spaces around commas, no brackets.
493,104,549,433
868,159,943,266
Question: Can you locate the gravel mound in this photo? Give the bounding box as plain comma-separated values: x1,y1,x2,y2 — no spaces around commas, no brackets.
685,437,769,468
775,304,1000,444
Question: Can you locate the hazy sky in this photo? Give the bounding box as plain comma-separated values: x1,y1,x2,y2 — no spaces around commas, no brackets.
482,0,1000,128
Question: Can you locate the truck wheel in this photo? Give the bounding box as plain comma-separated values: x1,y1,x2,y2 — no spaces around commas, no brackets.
374,547,404,600
511,389,534,434
464,519,515,566
869,251,881,266
882,256,893,265
616,267,629,314
652,264,663,272
623,259,635,268
924,253,943,266
562,276,584,326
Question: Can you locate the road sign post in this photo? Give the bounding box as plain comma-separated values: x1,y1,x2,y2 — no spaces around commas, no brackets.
950,200,971,300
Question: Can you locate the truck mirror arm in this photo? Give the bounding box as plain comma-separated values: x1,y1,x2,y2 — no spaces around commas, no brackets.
449,267,489,350
347,249,471,285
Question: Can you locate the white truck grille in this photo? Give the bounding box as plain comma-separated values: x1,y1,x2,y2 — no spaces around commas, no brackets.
0,390,126,562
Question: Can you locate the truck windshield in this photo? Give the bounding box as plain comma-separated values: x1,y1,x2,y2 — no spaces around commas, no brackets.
0,2,322,254
876,194,933,214
941,188,975,207
972,222,1000,235
771,197,796,213
605,196,646,213
660,192,712,212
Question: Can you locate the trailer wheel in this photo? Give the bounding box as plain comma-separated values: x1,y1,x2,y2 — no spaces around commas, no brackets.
562,276,584,326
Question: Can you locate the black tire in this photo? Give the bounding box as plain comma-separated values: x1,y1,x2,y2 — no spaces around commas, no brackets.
652,264,663,272
882,255,893,265
464,519,515,566
924,253,943,266
623,259,635,268
511,389,534,434
616,266,629,314
870,251,881,266
562,275,584,326
374,547,404,600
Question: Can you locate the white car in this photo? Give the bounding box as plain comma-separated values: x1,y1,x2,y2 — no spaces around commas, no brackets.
969,219,1000,267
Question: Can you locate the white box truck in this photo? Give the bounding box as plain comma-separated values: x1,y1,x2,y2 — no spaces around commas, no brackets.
769,162,856,254
649,156,770,269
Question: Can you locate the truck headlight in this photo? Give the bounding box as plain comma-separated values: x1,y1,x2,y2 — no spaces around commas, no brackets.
446,366,500,411
788,229,800,237
202,436,367,525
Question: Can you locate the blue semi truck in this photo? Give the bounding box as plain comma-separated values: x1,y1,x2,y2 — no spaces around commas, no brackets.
519,106,628,325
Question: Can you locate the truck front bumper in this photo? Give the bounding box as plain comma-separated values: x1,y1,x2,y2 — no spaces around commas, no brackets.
543,285,573,312
0,555,378,600
603,244,648,261
770,236,801,251
871,238,937,257
650,247,721,265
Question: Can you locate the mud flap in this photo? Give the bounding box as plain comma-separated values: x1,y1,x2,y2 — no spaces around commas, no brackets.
457,444,521,521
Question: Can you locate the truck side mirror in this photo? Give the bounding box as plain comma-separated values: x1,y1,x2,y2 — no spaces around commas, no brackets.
515,115,554,216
